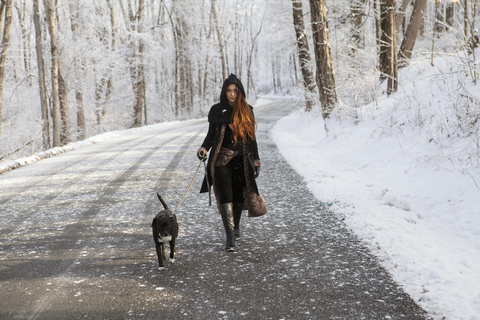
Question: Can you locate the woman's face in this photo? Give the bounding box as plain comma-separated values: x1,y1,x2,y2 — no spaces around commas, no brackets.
226,84,238,104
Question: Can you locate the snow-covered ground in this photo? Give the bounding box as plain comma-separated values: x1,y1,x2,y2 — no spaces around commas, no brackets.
270,53,480,319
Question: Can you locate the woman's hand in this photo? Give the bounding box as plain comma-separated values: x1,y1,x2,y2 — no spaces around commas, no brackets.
254,160,261,178
197,147,208,161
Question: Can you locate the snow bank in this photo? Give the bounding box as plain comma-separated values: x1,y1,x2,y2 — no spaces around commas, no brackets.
270,52,480,320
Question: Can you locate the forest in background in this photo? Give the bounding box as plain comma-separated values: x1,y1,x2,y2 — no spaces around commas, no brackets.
0,0,478,162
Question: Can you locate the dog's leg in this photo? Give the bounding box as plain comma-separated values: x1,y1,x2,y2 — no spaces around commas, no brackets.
169,239,176,263
153,226,165,270
161,243,166,261
155,242,164,270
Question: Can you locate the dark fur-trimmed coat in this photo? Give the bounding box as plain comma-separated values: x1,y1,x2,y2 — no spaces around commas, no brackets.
200,103,267,218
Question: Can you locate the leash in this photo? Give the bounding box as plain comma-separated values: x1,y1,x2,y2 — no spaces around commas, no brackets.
204,160,212,206
172,159,210,213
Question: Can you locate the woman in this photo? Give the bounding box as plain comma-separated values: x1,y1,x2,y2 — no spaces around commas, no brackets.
197,74,267,252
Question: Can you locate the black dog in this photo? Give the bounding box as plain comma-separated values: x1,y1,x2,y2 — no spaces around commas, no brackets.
152,193,178,270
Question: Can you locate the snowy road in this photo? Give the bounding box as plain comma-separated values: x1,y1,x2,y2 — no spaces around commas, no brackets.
0,99,427,319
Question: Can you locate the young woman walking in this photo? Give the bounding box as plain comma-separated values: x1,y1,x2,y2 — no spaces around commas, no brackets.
197,74,267,252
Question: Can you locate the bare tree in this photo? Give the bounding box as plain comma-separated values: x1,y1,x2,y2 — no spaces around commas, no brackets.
292,0,316,111
69,2,85,140
211,0,226,80
396,0,412,32
166,4,181,116
350,0,367,52
51,2,69,145
203,6,214,100
464,0,469,39
14,0,30,76
175,6,187,114
33,0,50,149
246,4,263,100
69,2,86,140
309,0,337,118
398,0,428,67
379,0,398,94
44,0,61,146
435,2,444,33
58,57,69,145
168,0,189,116
104,0,115,118
132,0,146,127
0,0,13,142
374,0,382,54
93,1,116,130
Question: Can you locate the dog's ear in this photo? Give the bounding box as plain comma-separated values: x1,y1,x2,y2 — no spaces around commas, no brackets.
157,193,169,210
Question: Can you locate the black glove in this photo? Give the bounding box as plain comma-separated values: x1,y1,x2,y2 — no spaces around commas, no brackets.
197,147,207,161
254,166,260,178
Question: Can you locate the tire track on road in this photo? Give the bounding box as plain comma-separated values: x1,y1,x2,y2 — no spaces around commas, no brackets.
81,131,201,220
0,134,147,207
0,122,202,207
0,128,189,241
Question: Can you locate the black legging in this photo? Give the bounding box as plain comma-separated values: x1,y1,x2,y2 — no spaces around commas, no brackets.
214,155,246,204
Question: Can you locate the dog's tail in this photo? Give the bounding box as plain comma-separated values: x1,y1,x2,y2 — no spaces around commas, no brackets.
157,193,169,210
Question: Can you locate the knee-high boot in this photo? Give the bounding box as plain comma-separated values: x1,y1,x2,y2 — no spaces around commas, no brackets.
233,202,243,239
219,203,235,252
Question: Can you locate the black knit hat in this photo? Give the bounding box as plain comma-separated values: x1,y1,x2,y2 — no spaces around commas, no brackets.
220,74,246,105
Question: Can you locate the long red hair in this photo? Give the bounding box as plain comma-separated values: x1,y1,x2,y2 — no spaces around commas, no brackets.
231,90,256,145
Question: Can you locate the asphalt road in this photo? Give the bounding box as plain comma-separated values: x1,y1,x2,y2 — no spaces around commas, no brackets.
0,99,428,319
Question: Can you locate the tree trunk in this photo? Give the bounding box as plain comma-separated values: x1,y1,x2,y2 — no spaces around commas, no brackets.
309,0,337,118
234,12,239,76
431,2,437,66
464,0,468,39
398,0,428,67
211,0,226,80
435,3,444,33
374,0,382,57
445,2,454,27
94,0,116,129
0,0,13,143
272,58,277,93
53,2,69,145
292,0,316,111
396,0,412,32
105,0,115,117
14,1,30,75
246,3,263,100
0,2,4,27
33,0,50,149
69,2,85,140
203,8,213,101
175,15,186,113
133,0,146,127
95,73,106,127
379,0,398,94
167,6,180,116
44,0,61,147
58,64,69,145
